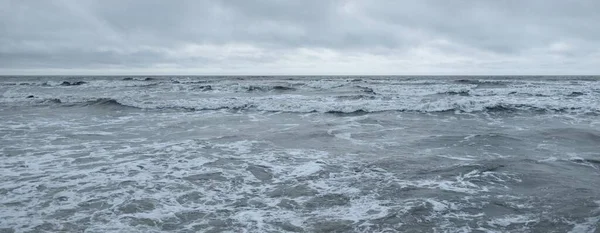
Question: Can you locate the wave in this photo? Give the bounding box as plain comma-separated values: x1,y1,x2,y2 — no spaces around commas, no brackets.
40,98,63,104
191,85,213,91
3,76,598,115
437,90,470,96
567,91,585,97
12,96,598,115
132,101,598,114
81,98,135,108
29,98,140,110
325,109,371,116
1,81,85,87
540,128,600,143
60,81,87,86
454,79,507,85
122,77,154,81
419,162,507,178
171,79,214,84
569,158,600,166
3,80,153,88
335,95,377,100
245,85,297,92
507,92,550,97
355,86,376,94
454,79,508,89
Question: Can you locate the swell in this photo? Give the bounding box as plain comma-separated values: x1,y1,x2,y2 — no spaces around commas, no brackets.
437,90,471,96
5,77,598,114
122,77,155,81
1,80,161,88
80,98,138,109
29,98,141,110
453,79,509,88
244,85,297,92
14,98,599,114
197,103,594,114
539,128,600,143
145,102,597,114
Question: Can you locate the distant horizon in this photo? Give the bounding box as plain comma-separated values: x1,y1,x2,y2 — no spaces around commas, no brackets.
1,73,599,77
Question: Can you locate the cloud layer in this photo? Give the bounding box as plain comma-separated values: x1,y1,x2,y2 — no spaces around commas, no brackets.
1,0,599,74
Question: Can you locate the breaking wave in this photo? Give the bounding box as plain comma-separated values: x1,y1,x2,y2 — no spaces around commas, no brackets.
437,90,471,96
244,85,297,92
1,76,598,115
12,96,597,114
26,98,140,110
81,98,138,109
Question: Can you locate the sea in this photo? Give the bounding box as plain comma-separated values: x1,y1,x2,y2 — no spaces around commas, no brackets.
1,76,599,232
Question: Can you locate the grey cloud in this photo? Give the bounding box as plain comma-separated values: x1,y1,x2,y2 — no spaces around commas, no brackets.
1,0,599,74
358,0,600,53
0,48,171,69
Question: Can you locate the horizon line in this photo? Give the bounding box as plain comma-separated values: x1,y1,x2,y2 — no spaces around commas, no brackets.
1,74,599,77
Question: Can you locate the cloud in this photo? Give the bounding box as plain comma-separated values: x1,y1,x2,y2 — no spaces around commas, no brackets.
1,0,599,74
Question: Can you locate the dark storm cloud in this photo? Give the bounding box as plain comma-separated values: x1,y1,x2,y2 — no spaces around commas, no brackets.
1,0,599,74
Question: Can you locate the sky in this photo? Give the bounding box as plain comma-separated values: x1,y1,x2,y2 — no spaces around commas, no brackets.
1,0,599,75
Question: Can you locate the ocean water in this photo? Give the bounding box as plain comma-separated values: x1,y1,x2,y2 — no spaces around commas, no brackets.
1,76,599,232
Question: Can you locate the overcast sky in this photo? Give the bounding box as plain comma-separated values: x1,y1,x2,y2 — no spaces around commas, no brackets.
1,0,599,75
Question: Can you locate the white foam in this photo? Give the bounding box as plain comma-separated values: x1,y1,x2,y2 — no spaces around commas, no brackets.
427,199,451,212
312,194,392,222
436,154,477,161
289,161,323,177
488,214,537,227
215,140,256,155
569,215,600,233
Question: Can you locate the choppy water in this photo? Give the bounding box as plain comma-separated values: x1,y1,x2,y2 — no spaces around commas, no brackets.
1,76,600,232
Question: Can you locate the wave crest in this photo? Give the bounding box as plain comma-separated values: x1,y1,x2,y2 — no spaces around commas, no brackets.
13,96,598,114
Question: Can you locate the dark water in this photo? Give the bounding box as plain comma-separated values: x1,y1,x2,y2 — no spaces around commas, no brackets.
1,76,599,232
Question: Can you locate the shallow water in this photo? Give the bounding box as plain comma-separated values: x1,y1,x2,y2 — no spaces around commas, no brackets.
1,76,600,232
